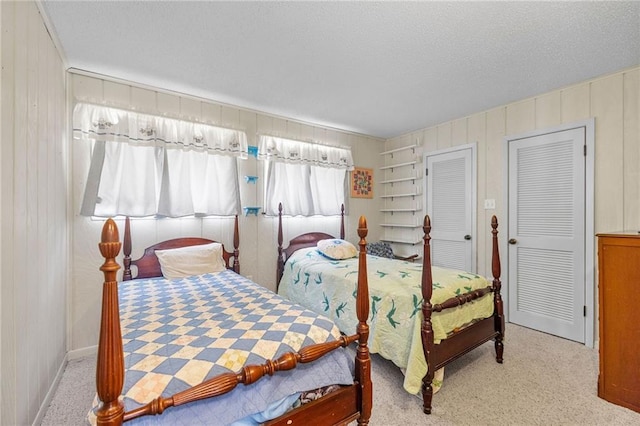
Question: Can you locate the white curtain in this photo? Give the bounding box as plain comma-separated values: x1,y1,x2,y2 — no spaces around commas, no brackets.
75,103,247,217
259,135,353,216
309,166,347,215
258,135,354,169
158,147,240,217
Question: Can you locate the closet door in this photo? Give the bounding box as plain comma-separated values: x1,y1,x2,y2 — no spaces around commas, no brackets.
507,127,585,343
424,145,475,272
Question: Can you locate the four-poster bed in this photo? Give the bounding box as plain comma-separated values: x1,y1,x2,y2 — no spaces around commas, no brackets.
276,204,504,414
93,215,372,425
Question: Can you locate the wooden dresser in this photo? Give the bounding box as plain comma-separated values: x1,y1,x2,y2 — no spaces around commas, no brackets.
597,232,640,413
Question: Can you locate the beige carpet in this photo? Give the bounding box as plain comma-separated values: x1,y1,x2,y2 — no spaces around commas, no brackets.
41,324,640,425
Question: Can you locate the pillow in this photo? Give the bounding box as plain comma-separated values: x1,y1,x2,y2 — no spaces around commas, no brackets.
155,242,226,279
317,239,358,260
366,241,394,259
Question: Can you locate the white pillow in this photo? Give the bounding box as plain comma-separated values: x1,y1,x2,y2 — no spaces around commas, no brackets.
155,242,226,279
317,239,358,260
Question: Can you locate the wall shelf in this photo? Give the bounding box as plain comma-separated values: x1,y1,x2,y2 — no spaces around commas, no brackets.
380,144,417,156
379,208,419,212
380,176,420,184
379,160,417,170
243,207,261,216
247,145,259,158
380,192,419,199
380,237,423,245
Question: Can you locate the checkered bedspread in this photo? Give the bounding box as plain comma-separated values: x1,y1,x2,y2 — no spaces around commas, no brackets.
91,270,354,425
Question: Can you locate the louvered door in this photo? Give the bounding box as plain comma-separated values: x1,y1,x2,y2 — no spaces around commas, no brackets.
425,146,474,272
507,128,585,343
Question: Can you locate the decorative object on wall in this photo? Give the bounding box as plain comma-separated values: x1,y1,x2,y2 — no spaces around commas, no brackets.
243,206,261,216
351,167,374,199
244,175,258,184
248,145,259,158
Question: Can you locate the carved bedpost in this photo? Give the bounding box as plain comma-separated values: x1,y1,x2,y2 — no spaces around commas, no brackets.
233,215,240,273
491,215,505,363
420,215,435,414
276,203,285,287
122,217,132,281
356,216,372,425
340,204,345,240
96,219,125,426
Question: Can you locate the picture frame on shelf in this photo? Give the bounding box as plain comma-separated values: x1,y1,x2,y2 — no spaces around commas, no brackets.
351,167,373,199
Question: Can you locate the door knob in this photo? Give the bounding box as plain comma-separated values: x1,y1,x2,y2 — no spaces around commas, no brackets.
464,235,472,240
509,238,517,245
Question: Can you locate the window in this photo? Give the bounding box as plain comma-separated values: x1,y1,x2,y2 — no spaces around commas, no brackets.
74,103,247,217
258,135,353,216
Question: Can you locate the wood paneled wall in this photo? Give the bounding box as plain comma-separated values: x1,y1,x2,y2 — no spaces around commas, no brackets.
386,66,640,280
70,73,384,352
0,2,68,425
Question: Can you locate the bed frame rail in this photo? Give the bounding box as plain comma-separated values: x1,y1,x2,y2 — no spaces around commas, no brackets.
420,214,504,414
123,334,361,422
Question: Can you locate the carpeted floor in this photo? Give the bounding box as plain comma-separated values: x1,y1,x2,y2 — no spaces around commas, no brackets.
41,324,640,425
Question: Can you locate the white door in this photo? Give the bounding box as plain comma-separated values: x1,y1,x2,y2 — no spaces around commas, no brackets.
424,145,475,272
507,128,585,343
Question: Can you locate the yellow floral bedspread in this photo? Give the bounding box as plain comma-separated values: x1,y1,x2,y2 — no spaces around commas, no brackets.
278,248,494,395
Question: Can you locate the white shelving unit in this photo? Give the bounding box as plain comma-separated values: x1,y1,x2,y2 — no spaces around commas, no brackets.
379,142,423,253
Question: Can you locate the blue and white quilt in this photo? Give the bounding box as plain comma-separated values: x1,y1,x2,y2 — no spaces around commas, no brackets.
89,269,354,425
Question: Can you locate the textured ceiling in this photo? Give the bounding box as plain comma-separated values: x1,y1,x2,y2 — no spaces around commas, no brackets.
41,1,640,139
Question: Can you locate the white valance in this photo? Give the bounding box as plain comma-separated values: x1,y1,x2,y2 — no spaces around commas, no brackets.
257,135,354,170
73,103,248,158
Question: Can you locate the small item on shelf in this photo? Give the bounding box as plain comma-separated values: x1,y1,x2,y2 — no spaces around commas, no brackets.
243,207,261,216
244,175,258,184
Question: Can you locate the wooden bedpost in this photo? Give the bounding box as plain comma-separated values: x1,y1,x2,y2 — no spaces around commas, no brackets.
96,219,125,425
420,215,435,414
491,215,505,363
233,215,240,273
340,204,345,239
276,203,285,288
356,216,372,425
122,217,132,281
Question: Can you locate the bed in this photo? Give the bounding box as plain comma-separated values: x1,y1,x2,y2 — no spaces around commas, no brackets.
93,215,373,425
276,204,504,414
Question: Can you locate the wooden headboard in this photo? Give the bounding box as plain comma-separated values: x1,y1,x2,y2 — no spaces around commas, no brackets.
276,202,345,286
122,215,240,280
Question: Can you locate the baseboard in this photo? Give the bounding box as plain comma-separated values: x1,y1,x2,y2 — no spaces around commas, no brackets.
68,345,98,360
32,346,97,425
32,353,68,426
